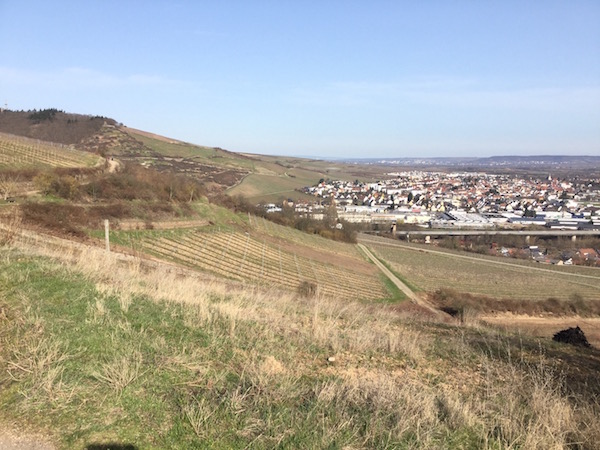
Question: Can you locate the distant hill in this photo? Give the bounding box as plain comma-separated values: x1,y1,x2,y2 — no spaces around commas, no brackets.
345,155,600,169
0,109,117,146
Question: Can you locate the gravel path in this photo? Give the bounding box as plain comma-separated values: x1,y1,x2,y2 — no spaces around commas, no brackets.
0,429,55,450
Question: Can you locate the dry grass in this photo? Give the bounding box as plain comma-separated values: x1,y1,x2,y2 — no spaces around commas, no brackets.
0,208,22,247
481,314,600,347
6,331,77,409
3,231,600,448
91,350,143,394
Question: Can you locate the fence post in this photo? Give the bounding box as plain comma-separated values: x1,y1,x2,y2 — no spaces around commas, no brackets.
105,219,110,252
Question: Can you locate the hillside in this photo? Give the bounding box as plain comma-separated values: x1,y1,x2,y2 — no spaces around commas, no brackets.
1,109,600,448
2,226,600,449
0,109,321,197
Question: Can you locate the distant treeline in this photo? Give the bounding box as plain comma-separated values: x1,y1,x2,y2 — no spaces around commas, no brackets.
213,194,364,243
28,108,63,123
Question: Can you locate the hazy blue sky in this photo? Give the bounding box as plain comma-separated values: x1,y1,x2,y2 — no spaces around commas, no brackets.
1,1,599,157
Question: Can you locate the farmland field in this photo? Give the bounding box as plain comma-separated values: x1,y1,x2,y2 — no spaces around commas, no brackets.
0,132,102,169
362,235,600,301
129,228,388,300
227,172,319,203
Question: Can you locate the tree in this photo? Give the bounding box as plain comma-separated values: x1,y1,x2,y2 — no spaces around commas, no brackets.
0,174,19,201
323,201,338,227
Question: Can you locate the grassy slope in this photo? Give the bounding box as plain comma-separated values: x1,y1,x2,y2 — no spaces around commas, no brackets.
92,206,391,302
227,173,319,202
124,129,325,202
1,242,599,449
128,130,257,171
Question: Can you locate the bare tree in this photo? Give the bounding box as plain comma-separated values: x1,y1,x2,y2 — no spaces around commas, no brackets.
0,174,20,201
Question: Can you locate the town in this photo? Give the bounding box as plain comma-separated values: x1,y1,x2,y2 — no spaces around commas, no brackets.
292,171,600,229
261,171,600,266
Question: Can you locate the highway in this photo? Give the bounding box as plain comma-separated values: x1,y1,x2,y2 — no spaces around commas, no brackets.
394,229,600,237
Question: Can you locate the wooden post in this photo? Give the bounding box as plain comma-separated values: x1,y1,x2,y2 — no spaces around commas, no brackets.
104,219,110,252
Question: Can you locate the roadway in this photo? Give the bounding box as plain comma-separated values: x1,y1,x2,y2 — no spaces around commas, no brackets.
394,229,600,237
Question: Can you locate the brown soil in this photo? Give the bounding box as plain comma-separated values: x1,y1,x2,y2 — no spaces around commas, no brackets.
0,424,55,450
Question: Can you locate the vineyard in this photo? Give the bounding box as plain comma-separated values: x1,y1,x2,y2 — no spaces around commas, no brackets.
0,132,101,169
365,238,600,301
137,228,388,300
249,214,362,259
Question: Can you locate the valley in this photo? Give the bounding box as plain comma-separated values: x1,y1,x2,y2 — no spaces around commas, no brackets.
0,109,599,449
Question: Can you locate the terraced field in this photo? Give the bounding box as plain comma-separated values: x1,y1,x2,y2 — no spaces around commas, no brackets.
0,132,101,169
139,229,388,300
363,236,600,301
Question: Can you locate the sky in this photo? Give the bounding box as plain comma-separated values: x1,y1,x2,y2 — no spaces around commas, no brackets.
1,1,599,158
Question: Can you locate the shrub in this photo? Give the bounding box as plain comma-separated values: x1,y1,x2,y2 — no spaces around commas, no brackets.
33,173,81,200
297,281,317,297
82,164,205,202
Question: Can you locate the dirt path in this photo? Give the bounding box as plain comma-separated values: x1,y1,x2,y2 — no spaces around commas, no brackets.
0,428,54,450
358,243,443,316
107,158,120,173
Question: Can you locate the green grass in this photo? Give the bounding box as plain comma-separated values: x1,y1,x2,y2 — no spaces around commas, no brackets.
189,199,248,225
372,252,422,293
378,273,407,303
1,245,599,449
0,251,416,448
227,172,320,203
368,241,600,301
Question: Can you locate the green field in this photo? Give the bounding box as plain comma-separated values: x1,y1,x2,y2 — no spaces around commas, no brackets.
227,173,319,203
364,237,600,301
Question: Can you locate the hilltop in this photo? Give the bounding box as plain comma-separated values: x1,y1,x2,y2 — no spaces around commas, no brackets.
0,109,116,146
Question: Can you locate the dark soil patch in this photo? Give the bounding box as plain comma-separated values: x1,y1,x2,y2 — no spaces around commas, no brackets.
553,326,592,348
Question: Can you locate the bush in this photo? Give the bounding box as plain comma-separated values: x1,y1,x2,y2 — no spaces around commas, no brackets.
82,164,205,202
33,173,80,200
297,281,317,297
